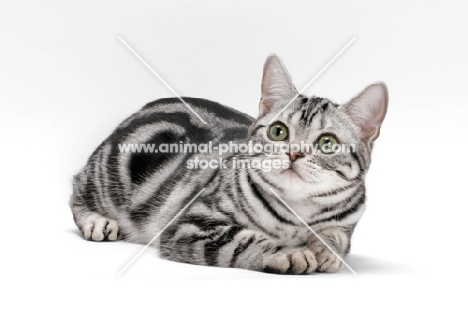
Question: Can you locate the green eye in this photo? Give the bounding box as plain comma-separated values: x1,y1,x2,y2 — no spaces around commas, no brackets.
268,123,289,141
318,135,338,154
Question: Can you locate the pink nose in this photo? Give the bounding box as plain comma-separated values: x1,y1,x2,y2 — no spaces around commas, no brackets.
287,152,304,162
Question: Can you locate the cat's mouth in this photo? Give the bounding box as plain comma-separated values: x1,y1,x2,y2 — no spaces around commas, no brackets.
281,167,305,182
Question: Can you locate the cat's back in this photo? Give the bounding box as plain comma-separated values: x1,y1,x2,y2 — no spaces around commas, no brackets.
106,96,254,162
72,97,254,241
116,97,253,133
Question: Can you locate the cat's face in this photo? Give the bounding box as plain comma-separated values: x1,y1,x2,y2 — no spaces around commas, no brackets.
247,55,388,202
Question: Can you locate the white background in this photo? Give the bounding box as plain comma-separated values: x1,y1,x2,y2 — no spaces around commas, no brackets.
1,0,468,310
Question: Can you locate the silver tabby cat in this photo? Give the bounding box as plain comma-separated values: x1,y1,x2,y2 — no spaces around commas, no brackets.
70,55,388,274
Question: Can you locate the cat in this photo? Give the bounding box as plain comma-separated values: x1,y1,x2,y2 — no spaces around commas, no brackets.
70,55,388,274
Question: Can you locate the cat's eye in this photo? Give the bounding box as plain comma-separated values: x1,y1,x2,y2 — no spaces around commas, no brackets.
268,123,288,141
318,135,338,154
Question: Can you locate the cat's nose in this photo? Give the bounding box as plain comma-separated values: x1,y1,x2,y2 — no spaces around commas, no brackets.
287,152,304,162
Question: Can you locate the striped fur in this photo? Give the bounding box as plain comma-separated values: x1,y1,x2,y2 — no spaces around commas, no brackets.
70,55,388,274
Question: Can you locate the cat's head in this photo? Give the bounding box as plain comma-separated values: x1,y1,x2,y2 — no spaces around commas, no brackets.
246,55,388,201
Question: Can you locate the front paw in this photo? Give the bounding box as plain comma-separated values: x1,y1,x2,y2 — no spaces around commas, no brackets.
307,237,343,273
263,248,317,275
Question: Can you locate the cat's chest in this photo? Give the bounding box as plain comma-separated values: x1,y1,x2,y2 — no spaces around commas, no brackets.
216,187,316,246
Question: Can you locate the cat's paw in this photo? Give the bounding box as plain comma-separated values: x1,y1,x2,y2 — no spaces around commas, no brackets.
308,238,343,273
82,213,119,241
263,248,317,275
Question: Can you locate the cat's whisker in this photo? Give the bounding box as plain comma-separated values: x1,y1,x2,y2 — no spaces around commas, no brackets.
248,169,266,186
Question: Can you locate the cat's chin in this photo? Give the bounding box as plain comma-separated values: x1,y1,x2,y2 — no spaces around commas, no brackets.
278,168,317,197
276,169,314,202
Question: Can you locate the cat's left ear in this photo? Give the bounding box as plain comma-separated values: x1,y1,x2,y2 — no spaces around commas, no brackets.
342,83,388,141
260,54,298,116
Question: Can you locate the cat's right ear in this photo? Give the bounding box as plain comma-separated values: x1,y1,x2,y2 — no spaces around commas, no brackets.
343,83,389,141
259,55,298,116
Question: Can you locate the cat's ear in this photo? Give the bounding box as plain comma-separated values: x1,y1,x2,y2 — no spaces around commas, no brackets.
260,54,298,116
343,83,388,141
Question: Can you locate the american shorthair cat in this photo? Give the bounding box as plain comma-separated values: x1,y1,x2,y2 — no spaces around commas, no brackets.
70,55,388,274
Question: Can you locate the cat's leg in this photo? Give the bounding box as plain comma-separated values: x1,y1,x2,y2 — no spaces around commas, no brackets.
307,227,351,273
247,231,317,274
70,169,120,241
72,208,119,241
160,223,317,274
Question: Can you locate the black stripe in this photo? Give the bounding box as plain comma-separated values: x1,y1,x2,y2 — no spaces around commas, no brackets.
309,192,365,226
300,97,326,126
285,254,294,274
221,127,249,141
129,131,182,185
319,102,330,129
351,151,364,174
159,183,219,247
249,124,266,137
120,112,214,223
239,203,279,239
233,170,280,239
248,172,296,225
129,154,190,224
255,169,281,189
270,245,283,254
163,217,232,260
204,225,244,266
107,143,127,208
173,233,212,261
303,251,310,274
99,146,113,209
312,183,356,198
178,214,229,230
108,112,212,208
335,170,351,181
230,236,255,267
143,97,253,125
262,267,281,274
91,149,104,209
83,165,99,212
78,170,97,213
